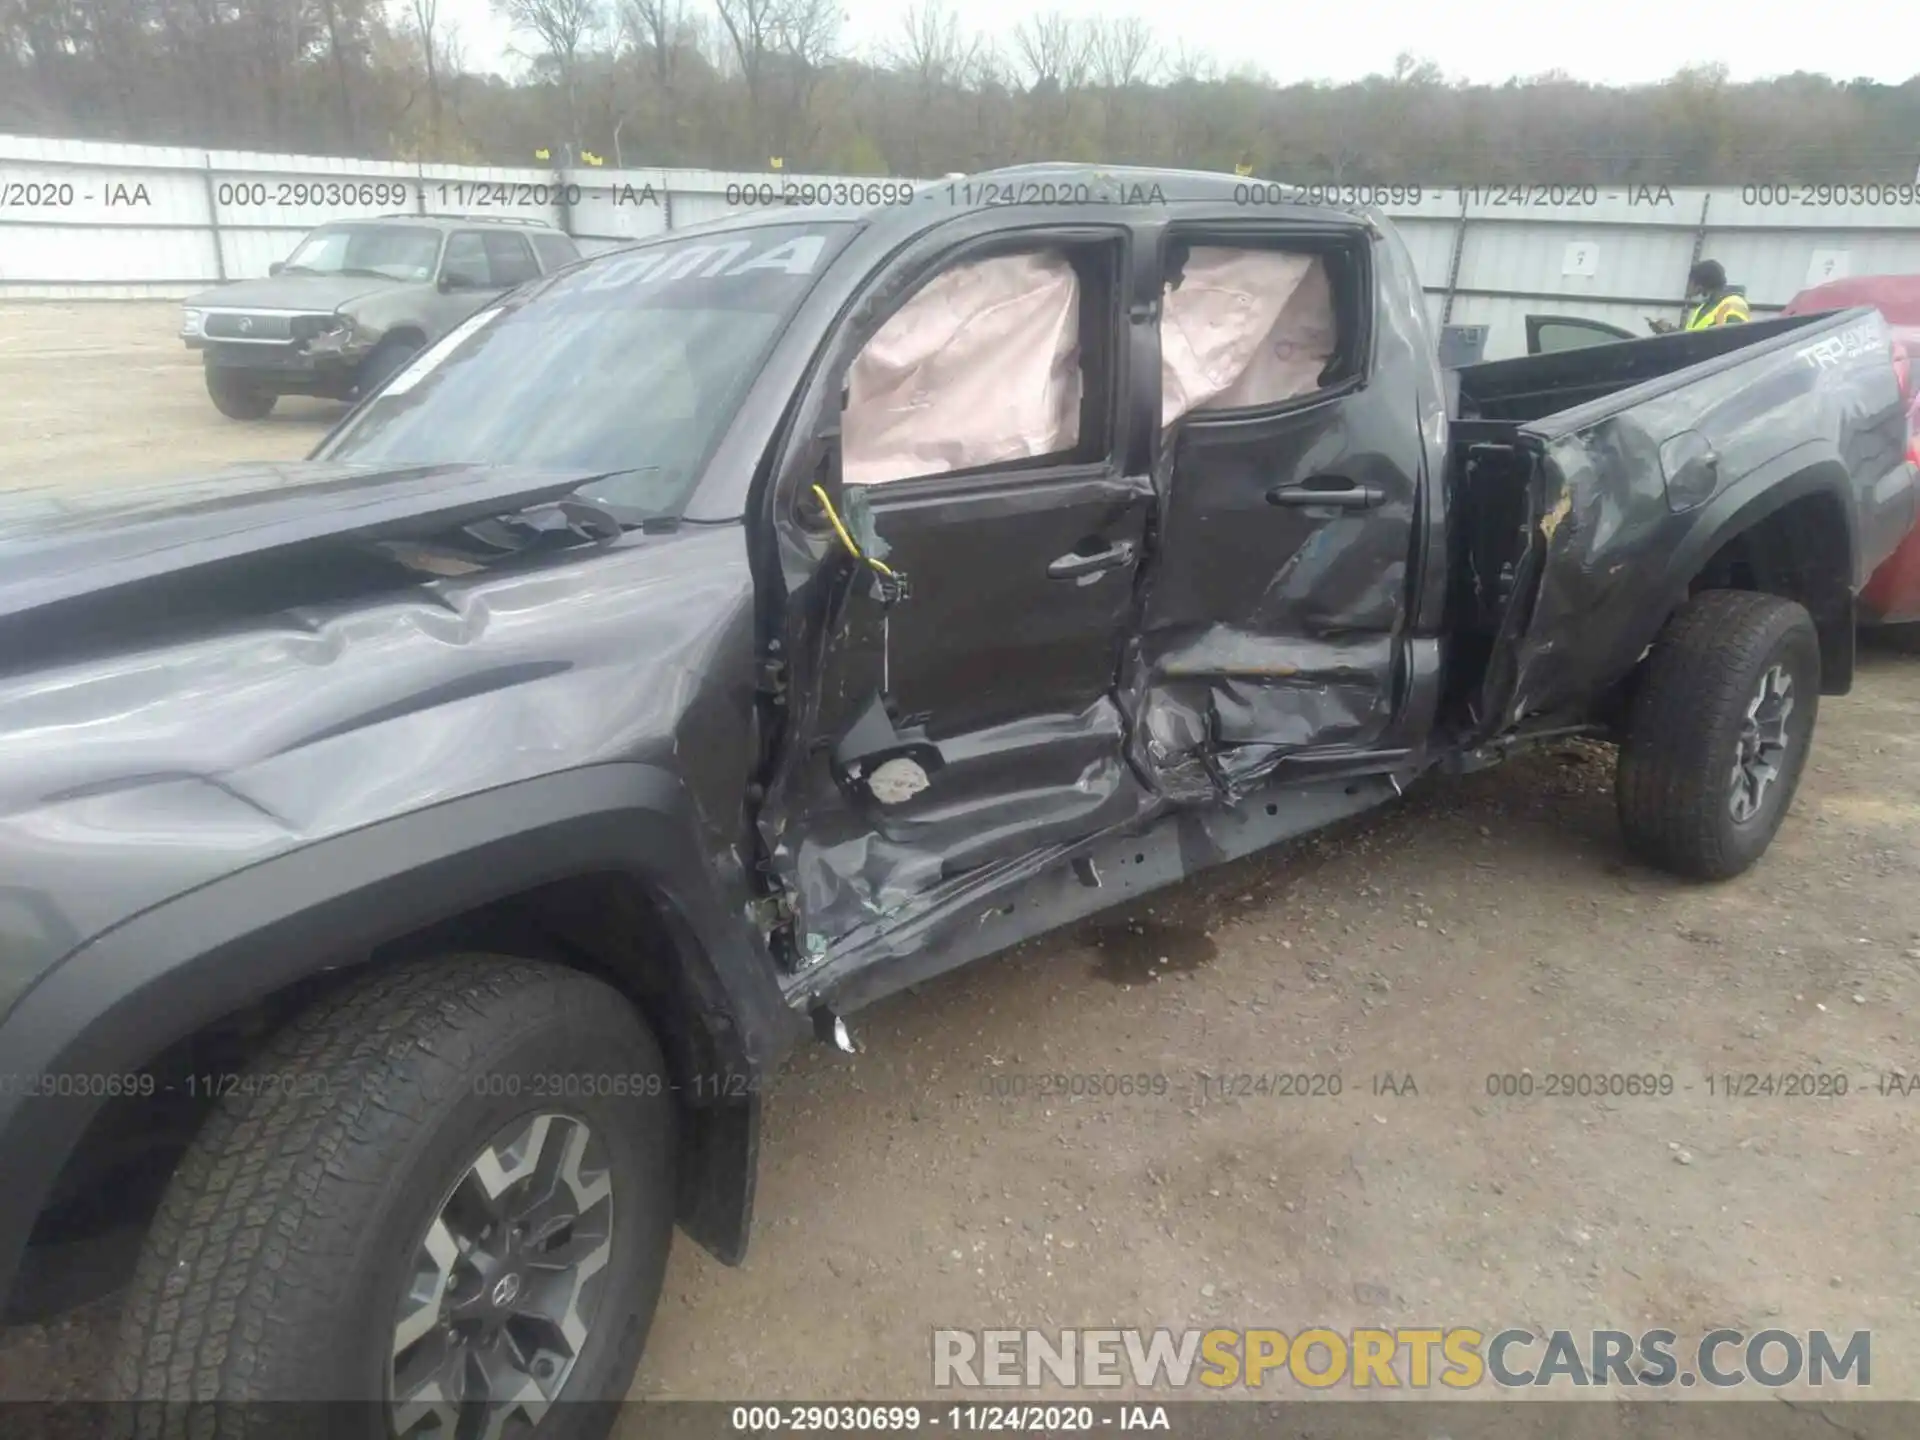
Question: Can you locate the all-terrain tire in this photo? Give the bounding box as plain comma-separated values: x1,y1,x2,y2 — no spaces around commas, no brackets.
204,365,276,420
356,334,422,398
1615,589,1820,880
108,954,675,1439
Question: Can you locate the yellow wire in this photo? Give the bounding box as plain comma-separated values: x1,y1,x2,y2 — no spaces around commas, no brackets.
811,483,897,578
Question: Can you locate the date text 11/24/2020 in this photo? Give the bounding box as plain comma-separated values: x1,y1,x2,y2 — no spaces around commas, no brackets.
10,176,1920,213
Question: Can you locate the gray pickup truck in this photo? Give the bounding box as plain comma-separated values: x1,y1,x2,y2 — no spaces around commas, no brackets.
3,165,1914,1435
180,213,581,418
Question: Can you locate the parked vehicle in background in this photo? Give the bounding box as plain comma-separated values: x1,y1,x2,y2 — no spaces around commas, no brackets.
179,214,582,419
1783,274,1920,646
1437,315,1641,366
2,168,1914,1431
1524,314,1640,352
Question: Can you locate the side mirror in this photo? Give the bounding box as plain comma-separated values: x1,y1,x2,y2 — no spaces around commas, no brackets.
438,270,484,293
267,261,285,277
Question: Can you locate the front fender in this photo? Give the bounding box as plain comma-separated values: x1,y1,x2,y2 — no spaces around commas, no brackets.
0,763,801,1309
338,288,433,347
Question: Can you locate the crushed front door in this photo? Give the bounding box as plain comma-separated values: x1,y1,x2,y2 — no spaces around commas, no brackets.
1128,229,1426,799
762,232,1155,955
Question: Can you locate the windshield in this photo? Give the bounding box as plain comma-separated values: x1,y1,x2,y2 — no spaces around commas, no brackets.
284,224,443,282
317,223,855,518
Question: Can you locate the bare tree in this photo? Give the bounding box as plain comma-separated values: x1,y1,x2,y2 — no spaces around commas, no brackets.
1011,11,1089,90
1085,16,1155,158
1010,11,1088,154
406,0,445,142
1087,16,1155,90
1163,41,1216,85
317,0,359,147
885,0,973,86
4,1,1919,185
759,0,838,162
882,0,977,171
496,0,606,153
711,0,778,159
771,0,836,69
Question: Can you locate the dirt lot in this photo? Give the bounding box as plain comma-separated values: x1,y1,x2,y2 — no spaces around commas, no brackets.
2,303,1918,1408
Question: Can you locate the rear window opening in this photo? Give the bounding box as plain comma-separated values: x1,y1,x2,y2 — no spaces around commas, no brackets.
1159,233,1370,428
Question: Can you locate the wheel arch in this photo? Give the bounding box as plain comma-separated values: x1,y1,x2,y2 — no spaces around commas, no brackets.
1667,449,1858,694
0,765,804,1318
377,324,430,351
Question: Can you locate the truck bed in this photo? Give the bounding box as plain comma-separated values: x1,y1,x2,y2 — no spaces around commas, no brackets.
1441,308,1916,742
1449,312,1831,426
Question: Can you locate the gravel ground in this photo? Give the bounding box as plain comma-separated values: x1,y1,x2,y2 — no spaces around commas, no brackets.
1,303,1917,1409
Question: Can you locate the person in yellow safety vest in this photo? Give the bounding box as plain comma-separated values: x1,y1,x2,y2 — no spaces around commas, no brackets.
1683,259,1751,329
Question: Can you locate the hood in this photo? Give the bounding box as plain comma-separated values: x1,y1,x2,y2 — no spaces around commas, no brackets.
183,273,405,312
0,461,608,628
0,513,757,1019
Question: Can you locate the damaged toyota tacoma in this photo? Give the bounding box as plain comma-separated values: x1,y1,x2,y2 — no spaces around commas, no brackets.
1,165,1914,1433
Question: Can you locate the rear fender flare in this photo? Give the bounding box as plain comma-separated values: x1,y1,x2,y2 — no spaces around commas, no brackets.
1659,441,1858,690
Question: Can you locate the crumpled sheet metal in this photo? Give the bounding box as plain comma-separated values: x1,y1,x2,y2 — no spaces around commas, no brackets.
1131,627,1391,800
764,697,1147,950
1496,421,1666,728
0,529,760,949
775,238,1427,945
842,250,1083,486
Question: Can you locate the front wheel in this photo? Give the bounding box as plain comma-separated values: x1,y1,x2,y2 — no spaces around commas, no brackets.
1615,589,1820,880
356,334,423,398
204,364,276,420
109,955,675,1439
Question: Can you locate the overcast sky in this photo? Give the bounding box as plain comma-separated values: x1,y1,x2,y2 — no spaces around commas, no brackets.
440,0,1919,88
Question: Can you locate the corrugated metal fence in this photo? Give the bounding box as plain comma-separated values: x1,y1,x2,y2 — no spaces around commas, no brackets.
6,133,1920,358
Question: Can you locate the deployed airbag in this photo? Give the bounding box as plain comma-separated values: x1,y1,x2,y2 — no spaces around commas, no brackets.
843,251,1083,486
1161,249,1337,425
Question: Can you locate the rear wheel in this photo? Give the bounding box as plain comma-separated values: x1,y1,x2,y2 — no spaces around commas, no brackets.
204,365,276,420
1615,589,1820,880
109,955,675,1439
1877,622,1920,654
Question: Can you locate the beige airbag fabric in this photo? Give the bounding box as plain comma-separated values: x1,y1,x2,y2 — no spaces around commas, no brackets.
1161,248,1337,425
843,251,1082,486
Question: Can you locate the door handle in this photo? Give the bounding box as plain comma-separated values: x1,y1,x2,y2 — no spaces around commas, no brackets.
1267,478,1386,509
1047,538,1136,580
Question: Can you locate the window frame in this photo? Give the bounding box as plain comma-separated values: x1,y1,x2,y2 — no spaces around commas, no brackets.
827,228,1131,498
1155,223,1376,431
481,230,540,288
439,231,494,289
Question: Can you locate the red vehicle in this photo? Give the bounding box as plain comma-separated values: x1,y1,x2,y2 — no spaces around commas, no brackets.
1783,274,1920,644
